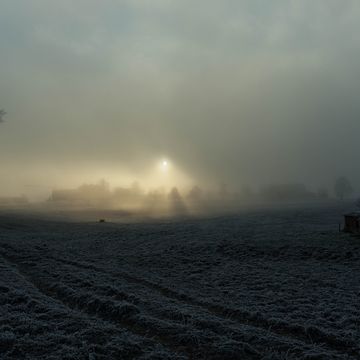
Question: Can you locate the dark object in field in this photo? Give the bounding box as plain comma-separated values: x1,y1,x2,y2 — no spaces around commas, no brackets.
99,219,106,223
343,213,360,234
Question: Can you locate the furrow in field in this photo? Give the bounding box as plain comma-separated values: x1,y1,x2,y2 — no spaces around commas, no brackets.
48,253,359,357
0,243,355,359
0,251,190,359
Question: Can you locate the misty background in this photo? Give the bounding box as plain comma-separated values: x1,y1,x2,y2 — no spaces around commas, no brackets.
1,0,360,201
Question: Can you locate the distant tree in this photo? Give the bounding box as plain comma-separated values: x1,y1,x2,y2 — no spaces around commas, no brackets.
187,185,203,202
168,187,187,215
334,177,353,200
168,187,182,202
0,109,6,122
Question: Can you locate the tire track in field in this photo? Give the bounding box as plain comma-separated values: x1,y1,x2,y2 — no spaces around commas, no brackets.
0,251,190,359
1,243,357,358
46,252,358,358
26,256,312,356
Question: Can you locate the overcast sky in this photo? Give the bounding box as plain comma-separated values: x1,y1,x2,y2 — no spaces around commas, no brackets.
1,0,360,198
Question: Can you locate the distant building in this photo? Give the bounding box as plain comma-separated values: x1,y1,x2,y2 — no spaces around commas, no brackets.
50,189,82,202
49,180,111,207
259,184,315,202
0,195,28,207
343,213,360,234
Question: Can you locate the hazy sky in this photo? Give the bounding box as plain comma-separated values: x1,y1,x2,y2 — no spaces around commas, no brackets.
1,0,360,198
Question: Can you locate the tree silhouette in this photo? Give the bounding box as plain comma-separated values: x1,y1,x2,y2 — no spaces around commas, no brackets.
334,177,353,200
168,187,187,215
0,109,6,122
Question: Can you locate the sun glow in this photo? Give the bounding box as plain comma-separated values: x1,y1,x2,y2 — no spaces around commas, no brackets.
160,159,169,172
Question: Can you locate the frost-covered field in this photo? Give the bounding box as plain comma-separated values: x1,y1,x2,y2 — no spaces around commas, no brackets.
1,203,360,359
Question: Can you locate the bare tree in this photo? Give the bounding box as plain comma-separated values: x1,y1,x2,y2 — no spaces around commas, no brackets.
0,109,6,122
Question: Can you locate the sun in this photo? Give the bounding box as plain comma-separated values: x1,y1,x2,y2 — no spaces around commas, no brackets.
160,159,170,172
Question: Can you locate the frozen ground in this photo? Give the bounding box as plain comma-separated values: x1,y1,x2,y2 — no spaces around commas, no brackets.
0,203,359,359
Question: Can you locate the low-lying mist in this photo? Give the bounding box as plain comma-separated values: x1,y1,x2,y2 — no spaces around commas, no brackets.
0,176,353,221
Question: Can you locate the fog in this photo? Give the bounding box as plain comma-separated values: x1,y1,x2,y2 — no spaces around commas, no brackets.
1,1,360,201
